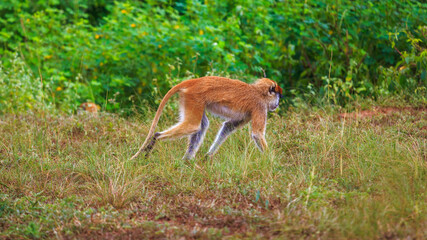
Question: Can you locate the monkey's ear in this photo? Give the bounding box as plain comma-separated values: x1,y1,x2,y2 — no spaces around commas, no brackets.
275,85,283,95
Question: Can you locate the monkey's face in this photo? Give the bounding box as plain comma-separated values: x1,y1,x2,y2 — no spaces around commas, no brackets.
263,79,283,111
268,93,281,111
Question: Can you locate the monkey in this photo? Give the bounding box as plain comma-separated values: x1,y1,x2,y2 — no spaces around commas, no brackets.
130,76,283,160
79,102,100,113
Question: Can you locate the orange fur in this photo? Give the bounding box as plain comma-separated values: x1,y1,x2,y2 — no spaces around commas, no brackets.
80,102,100,113
130,76,282,160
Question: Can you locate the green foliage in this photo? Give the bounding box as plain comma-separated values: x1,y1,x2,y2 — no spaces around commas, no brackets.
0,0,426,112
0,54,43,113
379,27,427,99
0,54,81,114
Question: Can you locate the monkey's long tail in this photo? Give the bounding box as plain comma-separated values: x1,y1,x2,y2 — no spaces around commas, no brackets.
130,84,183,160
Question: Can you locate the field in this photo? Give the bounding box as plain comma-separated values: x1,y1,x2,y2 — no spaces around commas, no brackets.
1,104,426,239
1,1,426,239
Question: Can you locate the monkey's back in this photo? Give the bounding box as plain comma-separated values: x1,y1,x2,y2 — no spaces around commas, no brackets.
177,76,263,115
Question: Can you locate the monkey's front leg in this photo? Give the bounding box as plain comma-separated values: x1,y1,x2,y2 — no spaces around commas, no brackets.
251,110,268,152
251,133,268,152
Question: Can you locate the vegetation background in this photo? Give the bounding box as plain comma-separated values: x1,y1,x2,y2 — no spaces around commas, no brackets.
0,0,426,239
0,0,426,113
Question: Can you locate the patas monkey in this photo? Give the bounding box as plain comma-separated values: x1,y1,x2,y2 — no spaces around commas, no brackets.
80,102,100,113
130,76,282,160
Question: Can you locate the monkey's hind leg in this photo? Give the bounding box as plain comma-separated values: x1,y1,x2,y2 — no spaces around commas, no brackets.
206,119,248,157
143,132,161,158
183,112,209,160
154,99,205,157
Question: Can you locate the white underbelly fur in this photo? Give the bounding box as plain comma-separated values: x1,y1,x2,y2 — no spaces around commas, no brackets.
206,103,247,120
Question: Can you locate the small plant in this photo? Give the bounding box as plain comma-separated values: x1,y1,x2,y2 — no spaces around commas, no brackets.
24,222,42,239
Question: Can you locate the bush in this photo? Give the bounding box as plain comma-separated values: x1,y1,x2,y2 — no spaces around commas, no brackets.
0,0,426,112
0,54,43,113
378,27,427,99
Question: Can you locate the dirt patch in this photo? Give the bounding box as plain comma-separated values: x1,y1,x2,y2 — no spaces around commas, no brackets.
338,107,426,120
69,191,274,240
69,217,252,240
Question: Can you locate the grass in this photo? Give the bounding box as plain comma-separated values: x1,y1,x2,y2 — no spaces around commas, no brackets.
0,105,426,239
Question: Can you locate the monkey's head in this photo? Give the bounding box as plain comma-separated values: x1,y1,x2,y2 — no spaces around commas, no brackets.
255,78,283,111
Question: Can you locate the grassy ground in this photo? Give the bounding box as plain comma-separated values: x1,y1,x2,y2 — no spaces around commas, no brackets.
0,104,426,239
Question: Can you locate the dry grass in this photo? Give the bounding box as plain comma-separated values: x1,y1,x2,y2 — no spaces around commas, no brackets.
0,106,426,239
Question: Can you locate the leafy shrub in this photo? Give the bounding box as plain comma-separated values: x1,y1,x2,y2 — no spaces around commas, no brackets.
0,54,43,113
0,1,426,112
378,26,427,99
0,54,83,114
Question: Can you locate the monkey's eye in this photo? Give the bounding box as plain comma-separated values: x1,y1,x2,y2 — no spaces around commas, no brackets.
269,86,275,93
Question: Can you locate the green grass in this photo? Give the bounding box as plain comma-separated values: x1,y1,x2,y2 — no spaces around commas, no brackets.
0,106,426,239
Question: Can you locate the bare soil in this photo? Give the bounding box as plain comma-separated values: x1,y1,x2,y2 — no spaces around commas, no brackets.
338,107,426,120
